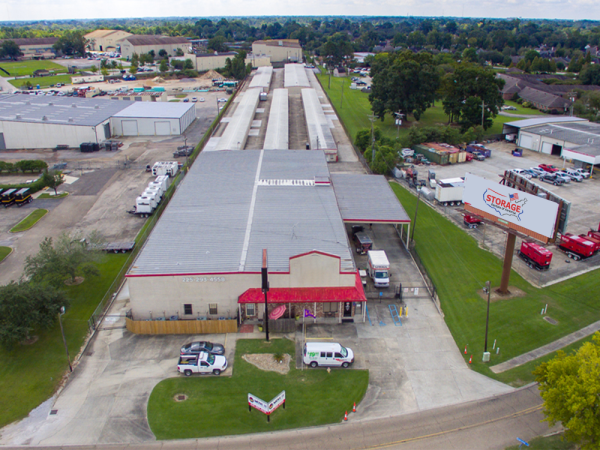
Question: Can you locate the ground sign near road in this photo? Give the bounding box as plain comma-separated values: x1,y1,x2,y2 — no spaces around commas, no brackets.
463,174,559,243
248,390,286,422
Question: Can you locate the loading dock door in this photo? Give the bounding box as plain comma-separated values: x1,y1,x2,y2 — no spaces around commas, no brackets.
519,134,533,150
0,133,5,150
122,120,139,136
154,121,171,136
552,144,562,156
541,142,553,154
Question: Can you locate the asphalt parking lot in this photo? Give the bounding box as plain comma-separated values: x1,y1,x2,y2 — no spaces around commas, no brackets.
410,141,600,286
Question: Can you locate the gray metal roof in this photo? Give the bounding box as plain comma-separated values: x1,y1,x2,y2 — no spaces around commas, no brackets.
0,94,132,126
284,64,310,88
263,89,288,150
302,88,336,151
112,101,195,119
523,121,600,146
215,89,260,151
129,150,354,276
331,174,411,223
504,117,586,129
249,66,273,89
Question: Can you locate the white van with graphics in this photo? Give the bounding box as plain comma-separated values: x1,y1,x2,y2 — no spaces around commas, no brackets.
303,342,354,368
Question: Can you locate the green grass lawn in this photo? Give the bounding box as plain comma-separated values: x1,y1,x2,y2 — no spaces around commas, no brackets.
0,60,68,78
0,253,129,429
147,339,369,440
36,192,69,199
316,70,528,144
503,100,548,116
0,246,12,263
390,183,600,386
9,74,73,89
10,209,48,233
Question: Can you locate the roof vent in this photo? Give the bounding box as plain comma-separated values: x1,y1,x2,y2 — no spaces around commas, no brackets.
15,114,22,120
68,117,74,123
314,176,331,186
48,102,54,106
94,105,100,109
26,101,31,105
42,115,48,121
71,104,77,108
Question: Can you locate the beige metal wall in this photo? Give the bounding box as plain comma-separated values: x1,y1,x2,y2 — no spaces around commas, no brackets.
252,43,302,63
126,317,237,334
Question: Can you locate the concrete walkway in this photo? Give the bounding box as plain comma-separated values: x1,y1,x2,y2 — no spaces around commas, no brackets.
0,76,17,93
491,320,600,373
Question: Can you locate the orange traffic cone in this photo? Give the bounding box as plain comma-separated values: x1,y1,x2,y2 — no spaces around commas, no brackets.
344,411,348,421
464,345,467,355
352,402,356,413
468,355,473,364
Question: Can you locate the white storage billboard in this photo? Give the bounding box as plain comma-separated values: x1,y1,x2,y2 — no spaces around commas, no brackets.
463,174,559,239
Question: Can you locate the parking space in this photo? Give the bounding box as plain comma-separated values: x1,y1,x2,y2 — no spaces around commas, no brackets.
410,141,600,286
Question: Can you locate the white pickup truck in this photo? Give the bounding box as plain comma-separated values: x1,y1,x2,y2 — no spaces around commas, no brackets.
177,352,228,376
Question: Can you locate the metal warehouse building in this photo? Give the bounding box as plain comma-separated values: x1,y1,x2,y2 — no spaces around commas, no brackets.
0,94,132,150
110,102,196,137
126,150,410,326
504,117,600,167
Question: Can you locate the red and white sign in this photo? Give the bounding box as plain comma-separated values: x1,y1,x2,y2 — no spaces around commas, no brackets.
248,390,286,415
463,174,559,239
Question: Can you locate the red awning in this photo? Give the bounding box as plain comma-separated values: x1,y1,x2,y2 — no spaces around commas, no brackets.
238,273,366,304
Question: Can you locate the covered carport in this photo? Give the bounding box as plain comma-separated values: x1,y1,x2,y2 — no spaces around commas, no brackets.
562,144,600,172
331,173,412,246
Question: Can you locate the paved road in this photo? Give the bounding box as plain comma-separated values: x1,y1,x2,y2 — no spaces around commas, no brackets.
0,384,553,450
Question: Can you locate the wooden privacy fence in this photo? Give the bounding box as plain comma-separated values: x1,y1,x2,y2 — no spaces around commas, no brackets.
126,318,237,335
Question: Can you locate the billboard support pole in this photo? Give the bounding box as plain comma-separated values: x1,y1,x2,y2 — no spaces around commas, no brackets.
498,233,517,294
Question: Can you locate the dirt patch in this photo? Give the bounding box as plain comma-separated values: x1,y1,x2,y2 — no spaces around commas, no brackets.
242,353,291,375
173,394,188,402
64,276,84,286
478,285,526,302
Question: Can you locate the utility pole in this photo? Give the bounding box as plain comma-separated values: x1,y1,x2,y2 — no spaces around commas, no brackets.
58,307,72,372
409,189,421,243
368,114,376,165
484,281,491,353
481,100,486,127
261,249,269,342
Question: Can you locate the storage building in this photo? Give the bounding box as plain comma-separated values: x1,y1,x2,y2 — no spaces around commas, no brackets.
251,39,302,63
110,101,196,136
118,35,191,59
84,30,132,52
125,149,410,326
0,38,58,59
0,94,131,150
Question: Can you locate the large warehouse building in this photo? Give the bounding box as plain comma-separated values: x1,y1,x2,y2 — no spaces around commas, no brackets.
0,94,131,150
126,150,410,324
110,101,196,137
504,117,600,168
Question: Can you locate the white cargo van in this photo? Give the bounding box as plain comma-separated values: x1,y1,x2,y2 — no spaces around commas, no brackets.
303,342,354,368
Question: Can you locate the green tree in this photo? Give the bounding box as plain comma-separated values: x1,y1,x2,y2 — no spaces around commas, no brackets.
41,169,65,195
441,63,505,129
369,51,440,121
52,30,86,57
461,47,478,63
90,65,98,73
24,233,103,288
534,333,600,450
158,49,168,58
129,63,138,75
0,282,66,346
579,64,600,85
207,35,228,53
0,40,23,60
159,59,169,73
131,52,139,66
184,59,194,70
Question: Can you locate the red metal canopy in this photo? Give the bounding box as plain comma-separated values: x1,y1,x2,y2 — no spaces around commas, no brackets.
238,273,366,304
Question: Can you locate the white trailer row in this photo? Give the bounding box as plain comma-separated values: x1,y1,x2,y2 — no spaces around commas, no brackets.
129,175,172,218
263,89,289,150
215,88,261,151
151,161,179,177
301,88,337,162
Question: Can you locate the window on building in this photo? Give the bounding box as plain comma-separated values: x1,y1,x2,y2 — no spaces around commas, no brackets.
209,303,218,315
246,304,255,316
323,302,338,313
183,304,193,315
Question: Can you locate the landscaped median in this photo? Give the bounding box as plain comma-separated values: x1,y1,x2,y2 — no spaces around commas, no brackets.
147,338,369,440
10,209,48,233
390,182,600,386
0,246,12,263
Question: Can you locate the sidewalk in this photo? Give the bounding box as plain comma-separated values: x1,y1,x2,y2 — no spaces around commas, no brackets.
491,319,600,373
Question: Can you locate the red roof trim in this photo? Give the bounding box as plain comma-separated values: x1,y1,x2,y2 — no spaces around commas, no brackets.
342,219,411,223
126,271,261,278
238,273,366,304
289,250,341,261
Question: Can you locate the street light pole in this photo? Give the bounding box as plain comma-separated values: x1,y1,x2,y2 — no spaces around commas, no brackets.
484,281,491,353
261,250,270,342
58,307,73,372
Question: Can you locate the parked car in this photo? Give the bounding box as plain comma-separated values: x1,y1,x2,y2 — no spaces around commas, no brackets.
183,98,189,102
539,164,560,173
554,173,571,183
178,352,227,376
573,168,591,179
522,168,539,178
180,341,225,356
192,97,198,102
529,167,546,177
501,105,517,111
540,173,564,186
511,169,531,179
199,97,205,102
558,170,583,182
217,97,228,102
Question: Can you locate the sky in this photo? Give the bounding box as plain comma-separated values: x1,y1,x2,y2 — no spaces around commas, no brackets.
2,0,600,22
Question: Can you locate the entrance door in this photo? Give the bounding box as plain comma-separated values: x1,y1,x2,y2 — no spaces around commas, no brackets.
122,120,138,136
343,302,352,318
154,121,171,135
103,123,111,139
